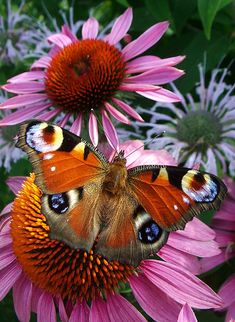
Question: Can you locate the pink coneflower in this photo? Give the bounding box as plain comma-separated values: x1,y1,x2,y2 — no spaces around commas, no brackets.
0,142,223,322
200,177,235,322
0,8,184,149
133,64,235,175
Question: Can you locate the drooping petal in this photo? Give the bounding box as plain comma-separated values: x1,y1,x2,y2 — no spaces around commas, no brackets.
130,273,181,322
89,112,99,146
0,94,48,109
0,260,22,300
2,82,45,94
8,71,45,83
6,176,25,194
126,55,185,74
177,304,198,322
112,98,144,122
0,245,15,270
122,21,169,61
0,103,51,125
137,88,181,102
106,293,146,322
141,260,223,309
70,113,83,136
13,272,33,322
119,83,159,92
105,8,133,45
82,17,99,39
0,203,13,217
158,245,201,275
225,302,235,322
58,113,71,127
90,297,111,322
69,301,90,322
58,298,69,322
176,218,216,241
37,292,56,322
105,102,131,124
47,33,73,48
126,67,184,85
219,274,235,308
31,56,52,69
101,109,119,150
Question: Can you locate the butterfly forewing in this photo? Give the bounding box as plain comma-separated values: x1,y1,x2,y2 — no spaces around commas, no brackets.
128,165,227,231
16,121,108,194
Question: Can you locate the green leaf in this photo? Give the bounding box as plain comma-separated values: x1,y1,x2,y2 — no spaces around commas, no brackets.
197,0,221,39
145,0,175,30
218,0,234,9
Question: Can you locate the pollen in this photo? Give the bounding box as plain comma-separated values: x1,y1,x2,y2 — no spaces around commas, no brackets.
45,39,126,114
11,174,135,302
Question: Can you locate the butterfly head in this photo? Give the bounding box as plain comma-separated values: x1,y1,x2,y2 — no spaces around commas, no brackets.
113,150,126,165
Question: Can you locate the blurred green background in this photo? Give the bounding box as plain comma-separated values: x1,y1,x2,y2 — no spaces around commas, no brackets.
0,0,234,321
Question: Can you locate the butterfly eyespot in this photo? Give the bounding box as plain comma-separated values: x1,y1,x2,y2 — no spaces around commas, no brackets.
48,193,69,214
138,220,162,244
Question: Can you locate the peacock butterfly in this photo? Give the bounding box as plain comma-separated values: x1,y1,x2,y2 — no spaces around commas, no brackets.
16,120,227,266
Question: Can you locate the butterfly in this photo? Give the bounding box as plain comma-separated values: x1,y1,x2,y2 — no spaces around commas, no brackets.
16,120,227,266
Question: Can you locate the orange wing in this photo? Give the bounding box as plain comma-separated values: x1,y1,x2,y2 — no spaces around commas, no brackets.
16,121,108,193
129,166,227,231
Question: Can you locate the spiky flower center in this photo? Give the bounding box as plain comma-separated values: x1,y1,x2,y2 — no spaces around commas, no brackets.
45,39,126,114
11,175,135,303
176,111,222,151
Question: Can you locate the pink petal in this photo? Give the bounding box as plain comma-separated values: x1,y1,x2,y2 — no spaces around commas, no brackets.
90,295,146,322
13,272,33,322
129,149,176,168
82,18,99,39
47,33,72,48
137,88,181,102
225,302,235,322
141,260,223,309
89,112,99,146
177,304,197,322
2,82,45,94
61,25,78,42
167,233,220,257
31,285,44,313
101,109,119,150
112,98,144,122
8,71,45,83
106,293,146,321
0,103,51,125
38,108,61,121
0,260,22,300
70,114,83,136
0,230,12,248
122,21,169,61
58,113,71,127
0,203,12,217
58,298,69,322
37,292,56,322
177,218,216,241
0,245,15,270
126,55,185,73
0,94,48,109
219,274,235,308
69,301,90,322
119,83,159,91
126,67,184,85
200,251,234,274
31,56,52,69
108,140,144,165
130,273,181,322
105,102,131,124
158,245,201,275
105,8,133,45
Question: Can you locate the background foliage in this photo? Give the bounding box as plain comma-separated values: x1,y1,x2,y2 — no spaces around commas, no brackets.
0,0,234,320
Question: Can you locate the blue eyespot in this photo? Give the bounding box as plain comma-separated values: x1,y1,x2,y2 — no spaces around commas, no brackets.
48,193,69,214
138,220,162,244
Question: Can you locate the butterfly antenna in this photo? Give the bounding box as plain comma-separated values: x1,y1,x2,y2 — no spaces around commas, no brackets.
125,131,166,159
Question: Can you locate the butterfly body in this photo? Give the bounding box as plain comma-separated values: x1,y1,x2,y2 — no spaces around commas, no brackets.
16,121,227,266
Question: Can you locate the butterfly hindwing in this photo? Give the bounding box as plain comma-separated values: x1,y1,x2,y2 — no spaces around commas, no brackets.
129,165,227,231
16,121,108,194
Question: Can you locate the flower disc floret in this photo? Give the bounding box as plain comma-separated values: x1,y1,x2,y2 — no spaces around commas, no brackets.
45,39,126,113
